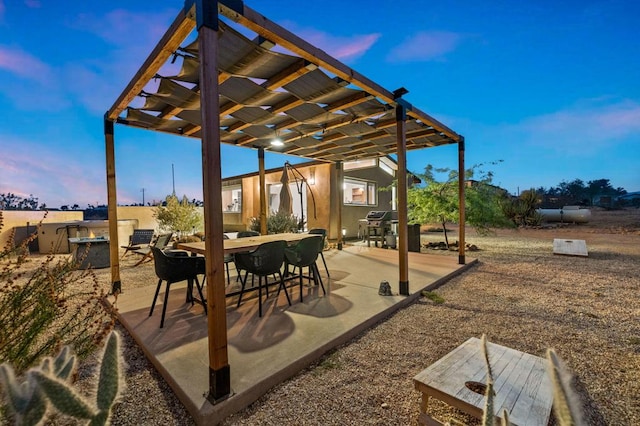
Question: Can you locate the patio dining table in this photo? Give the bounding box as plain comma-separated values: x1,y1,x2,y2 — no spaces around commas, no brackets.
176,232,321,301
176,232,319,255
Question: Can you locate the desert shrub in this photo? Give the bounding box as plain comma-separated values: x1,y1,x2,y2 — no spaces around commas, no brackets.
0,213,116,374
267,211,299,234
248,217,260,233
249,211,299,234
500,188,541,226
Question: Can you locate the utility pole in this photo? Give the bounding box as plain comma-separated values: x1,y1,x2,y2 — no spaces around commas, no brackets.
141,188,145,206
172,164,176,196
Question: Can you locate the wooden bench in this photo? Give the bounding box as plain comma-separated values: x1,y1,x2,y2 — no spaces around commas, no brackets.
413,337,553,426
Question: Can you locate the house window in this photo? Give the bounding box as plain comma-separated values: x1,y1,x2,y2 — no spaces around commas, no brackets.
222,185,241,212
344,178,377,206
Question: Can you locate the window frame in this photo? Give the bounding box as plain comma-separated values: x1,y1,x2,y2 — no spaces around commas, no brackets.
343,177,377,207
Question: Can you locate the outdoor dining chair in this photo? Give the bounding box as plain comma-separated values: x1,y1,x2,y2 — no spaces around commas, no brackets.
284,235,326,303
149,246,206,328
120,229,154,259
234,230,261,283
308,228,329,277
234,240,290,317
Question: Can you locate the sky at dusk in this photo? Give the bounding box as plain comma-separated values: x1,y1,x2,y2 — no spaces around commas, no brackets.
1,0,639,208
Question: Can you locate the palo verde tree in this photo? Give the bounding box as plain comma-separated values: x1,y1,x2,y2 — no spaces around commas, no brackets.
407,162,512,248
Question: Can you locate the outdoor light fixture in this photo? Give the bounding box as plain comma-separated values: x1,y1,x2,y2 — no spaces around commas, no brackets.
342,228,346,236
270,128,284,146
309,168,316,185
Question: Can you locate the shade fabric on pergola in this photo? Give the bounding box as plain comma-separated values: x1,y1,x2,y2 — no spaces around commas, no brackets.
114,20,459,161
104,0,466,405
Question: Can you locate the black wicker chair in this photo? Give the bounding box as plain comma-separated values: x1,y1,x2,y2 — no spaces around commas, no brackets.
234,230,261,283
308,228,329,277
234,240,290,317
149,246,207,328
284,236,326,302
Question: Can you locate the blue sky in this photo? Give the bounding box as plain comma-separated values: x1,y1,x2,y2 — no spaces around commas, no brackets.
1,0,638,208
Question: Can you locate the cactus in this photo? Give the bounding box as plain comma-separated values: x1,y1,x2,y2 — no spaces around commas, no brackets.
479,336,584,426
547,348,585,426
0,330,124,426
0,343,79,425
0,363,48,425
480,334,500,426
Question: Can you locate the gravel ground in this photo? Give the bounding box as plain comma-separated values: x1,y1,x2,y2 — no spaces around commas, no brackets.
7,208,640,425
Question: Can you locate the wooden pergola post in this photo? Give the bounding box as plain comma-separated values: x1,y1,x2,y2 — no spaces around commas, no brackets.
258,148,267,235
196,0,231,402
104,116,121,295
458,137,466,265
395,101,409,296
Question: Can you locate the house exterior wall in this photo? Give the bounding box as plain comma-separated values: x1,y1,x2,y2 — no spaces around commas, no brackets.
228,163,333,233
221,159,397,240
0,210,83,249
341,166,395,239
117,206,158,230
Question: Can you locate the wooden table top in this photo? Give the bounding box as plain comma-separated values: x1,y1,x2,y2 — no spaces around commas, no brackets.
177,232,320,255
413,337,553,426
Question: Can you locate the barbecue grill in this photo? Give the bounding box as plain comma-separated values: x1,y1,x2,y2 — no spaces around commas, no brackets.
364,211,397,247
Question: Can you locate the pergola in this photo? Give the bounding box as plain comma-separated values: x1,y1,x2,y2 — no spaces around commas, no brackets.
104,0,466,402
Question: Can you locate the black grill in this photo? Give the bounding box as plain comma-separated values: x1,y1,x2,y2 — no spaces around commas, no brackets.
364,211,397,247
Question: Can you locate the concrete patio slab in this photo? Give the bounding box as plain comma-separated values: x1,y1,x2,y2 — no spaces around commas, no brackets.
109,244,476,424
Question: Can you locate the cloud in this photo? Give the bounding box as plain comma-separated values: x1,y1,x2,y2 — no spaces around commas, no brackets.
0,45,70,110
73,8,174,48
65,8,178,113
514,99,640,154
0,46,52,83
387,31,465,62
278,20,380,62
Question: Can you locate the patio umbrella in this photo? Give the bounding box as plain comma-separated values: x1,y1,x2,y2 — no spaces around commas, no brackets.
278,165,293,215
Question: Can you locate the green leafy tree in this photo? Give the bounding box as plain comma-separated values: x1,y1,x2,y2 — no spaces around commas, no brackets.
153,194,202,237
407,162,512,247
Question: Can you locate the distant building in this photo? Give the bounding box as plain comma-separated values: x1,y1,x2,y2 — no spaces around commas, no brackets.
616,191,640,207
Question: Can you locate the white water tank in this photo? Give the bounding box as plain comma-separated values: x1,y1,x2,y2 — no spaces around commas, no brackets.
537,207,591,223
